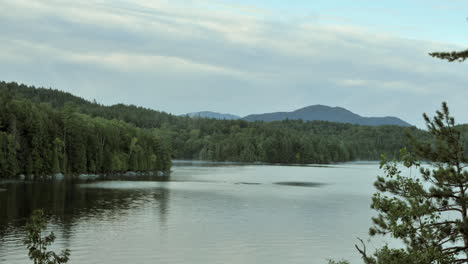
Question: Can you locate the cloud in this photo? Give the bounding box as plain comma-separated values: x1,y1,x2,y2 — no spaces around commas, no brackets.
0,0,467,127
336,79,442,94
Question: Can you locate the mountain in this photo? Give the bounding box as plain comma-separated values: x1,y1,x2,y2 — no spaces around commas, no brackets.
242,105,412,127
185,111,241,120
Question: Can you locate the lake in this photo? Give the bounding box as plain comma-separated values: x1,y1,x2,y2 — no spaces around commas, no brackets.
0,161,401,264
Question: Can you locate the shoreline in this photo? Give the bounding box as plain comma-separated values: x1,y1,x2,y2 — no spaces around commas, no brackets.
172,159,381,167
0,170,171,184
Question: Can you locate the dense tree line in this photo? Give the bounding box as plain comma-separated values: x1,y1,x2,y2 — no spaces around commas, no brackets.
0,89,171,179
0,81,438,167
157,118,425,164
0,82,178,128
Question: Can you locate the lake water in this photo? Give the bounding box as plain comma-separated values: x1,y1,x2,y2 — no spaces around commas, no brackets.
0,161,400,264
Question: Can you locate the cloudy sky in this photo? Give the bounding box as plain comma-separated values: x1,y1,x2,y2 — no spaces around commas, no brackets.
1,0,468,127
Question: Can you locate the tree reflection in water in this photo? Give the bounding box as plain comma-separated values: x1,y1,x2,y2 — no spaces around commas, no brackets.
0,178,171,249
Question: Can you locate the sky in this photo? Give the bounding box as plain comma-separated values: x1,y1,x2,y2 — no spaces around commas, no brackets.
1,0,468,127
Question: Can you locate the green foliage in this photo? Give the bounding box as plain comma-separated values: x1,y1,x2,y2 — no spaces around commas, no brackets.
24,209,70,264
0,86,171,179
0,81,428,166
0,132,19,177
430,49,468,62
358,103,468,264
429,35,468,62
163,118,419,164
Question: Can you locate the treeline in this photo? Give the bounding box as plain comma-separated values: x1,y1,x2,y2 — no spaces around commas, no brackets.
0,89,171,179
0,81,431,166
0,82,178,128
161,119,424,164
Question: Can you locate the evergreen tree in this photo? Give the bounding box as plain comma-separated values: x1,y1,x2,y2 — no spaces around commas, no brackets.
357,103,468,263
0,89,172,179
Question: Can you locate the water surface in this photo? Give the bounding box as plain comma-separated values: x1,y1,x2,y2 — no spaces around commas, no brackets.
0,161,398,264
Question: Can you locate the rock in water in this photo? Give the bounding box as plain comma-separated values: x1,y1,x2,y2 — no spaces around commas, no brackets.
54,173,65,180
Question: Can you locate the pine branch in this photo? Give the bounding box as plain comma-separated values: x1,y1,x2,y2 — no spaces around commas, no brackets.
429,50,468,62
436,207,463,213
443,246,468,253
355,238,375,264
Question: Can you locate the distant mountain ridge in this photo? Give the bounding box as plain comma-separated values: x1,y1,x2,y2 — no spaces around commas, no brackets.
243,105,412,127
185,111,241,120
184,105,411,127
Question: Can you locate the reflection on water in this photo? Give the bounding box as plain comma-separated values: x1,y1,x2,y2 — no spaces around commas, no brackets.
274,182,326,187
234,182,261,185
0,181,171,262
0,162,399,264
0,181,170,227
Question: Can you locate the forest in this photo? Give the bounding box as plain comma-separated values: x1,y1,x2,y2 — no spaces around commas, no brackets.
0,81,447,179
0,87,171,179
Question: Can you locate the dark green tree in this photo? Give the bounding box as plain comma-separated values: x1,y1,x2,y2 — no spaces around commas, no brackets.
24,209,70,264
357,103,468,263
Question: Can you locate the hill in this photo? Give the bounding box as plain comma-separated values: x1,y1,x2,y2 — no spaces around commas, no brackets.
0,81,425,165
0,83,172,179
243,105,411,127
